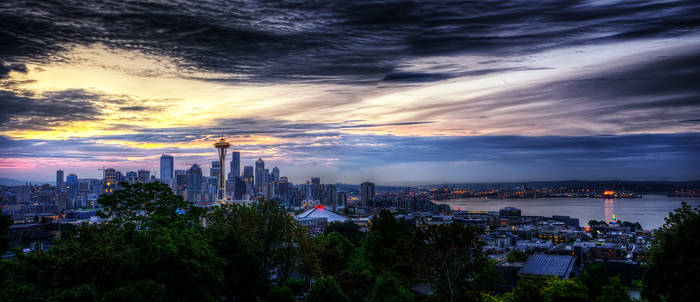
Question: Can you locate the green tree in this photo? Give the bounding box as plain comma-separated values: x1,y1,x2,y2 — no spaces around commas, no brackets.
363,210,425,281
367,273,416,302
0,212,12,255
506,249,529,262
421,223,491,302
206,201,303,299
325,221,363,244
318,231,356,275
503,278,546,302
98,182,202,227
578,262,607,299
0,183,223,302
542,278,587,302
267,286,295,302
284,277,304,296
642,201,700,301
335,270,374,302
306,276,350,302
596,276,630,302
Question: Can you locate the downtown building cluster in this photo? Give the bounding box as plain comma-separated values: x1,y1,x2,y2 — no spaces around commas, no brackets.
0,152,360,223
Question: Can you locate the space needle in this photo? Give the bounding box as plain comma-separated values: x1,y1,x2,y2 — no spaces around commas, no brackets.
214,137,231,202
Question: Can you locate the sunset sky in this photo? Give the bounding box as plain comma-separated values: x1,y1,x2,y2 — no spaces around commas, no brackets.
1,0,699,184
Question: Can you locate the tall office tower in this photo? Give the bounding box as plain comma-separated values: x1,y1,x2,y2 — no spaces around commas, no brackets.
228,151,240,179
272,167,280,183
233,176,246,200
126,171,137,184
361,182,376,208
337,191,347,208
310,177,320,185
264,168,270,184
56,170,64,189
254,158,265,191
103,168,117,194
310,177,321,200
210,161,221,178
186,164,203,202
321,184,337,206
174,170,187,195
160,154,174,187
214,137,231,201
243,166,254,193
210,160,221,194
66,173,78,197
137,169,150,184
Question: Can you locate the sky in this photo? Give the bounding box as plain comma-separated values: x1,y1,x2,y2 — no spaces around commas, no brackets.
1,0,699,185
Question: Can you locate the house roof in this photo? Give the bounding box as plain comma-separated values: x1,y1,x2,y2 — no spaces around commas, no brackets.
295,207,348,223
517,254,576,279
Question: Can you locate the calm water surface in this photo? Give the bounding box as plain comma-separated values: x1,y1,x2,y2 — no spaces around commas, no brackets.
439,194,700,230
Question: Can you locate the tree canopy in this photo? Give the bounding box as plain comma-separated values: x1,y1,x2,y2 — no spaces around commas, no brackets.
642,201,700,302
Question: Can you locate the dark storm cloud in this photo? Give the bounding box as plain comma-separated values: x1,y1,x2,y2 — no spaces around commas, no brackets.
0,89,166,131
0,63,27,79
0,89,102,130
1,0,698,83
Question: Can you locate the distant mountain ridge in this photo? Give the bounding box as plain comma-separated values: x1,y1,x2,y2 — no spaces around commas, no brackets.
0,178,54,186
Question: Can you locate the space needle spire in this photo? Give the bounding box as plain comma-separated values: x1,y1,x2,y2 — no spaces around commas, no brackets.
214,136,231,202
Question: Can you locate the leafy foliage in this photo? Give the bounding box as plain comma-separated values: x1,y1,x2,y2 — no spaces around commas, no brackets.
421,222,493,302
0,212,11,255
642,201,700,302
506,249,529,263
307,276,350,302
367,273,416,302
266,286,295,302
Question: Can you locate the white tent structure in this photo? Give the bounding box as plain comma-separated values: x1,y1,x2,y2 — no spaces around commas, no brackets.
295,206,348,223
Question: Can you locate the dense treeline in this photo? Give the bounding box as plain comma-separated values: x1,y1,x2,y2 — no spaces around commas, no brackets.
0,183,698,301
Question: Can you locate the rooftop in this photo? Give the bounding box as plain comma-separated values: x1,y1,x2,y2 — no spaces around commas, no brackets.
518,254,576,279
295,207,348,223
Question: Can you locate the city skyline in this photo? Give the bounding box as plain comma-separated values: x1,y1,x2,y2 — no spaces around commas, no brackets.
1,1,699,184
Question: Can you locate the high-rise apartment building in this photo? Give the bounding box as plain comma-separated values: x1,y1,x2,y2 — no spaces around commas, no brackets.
361,182,376,208
254,158,265,192
160,154,174,187
137,169,150,184
186,164,202,202
243,166,254,194
229,151,240,179
56,170,64,189
103,168,117,194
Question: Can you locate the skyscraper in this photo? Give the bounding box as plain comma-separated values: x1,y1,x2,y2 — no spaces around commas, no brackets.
361,182,375,208
210,161,221,179
126,171,137,184
272,167,280,183
175,170,186,195
243,166,254,194
254,158,265,192
56,170,64,189
103,168,117,194
229,151,240,179
310,177,320,185
186,164,202,202
311,177,321,200
137,169,150,184
160,154,174,187
66,173,78,197
214,137,231,201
